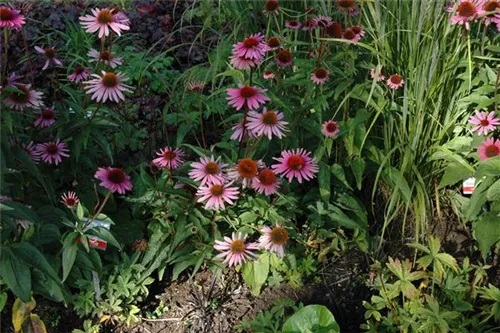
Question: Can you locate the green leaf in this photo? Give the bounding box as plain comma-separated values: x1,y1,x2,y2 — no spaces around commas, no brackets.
22,314,47,333
76,203,84,221
0,292,7,312
242,253,270,296
0,248,31,302
473,212,500,257
439,162,473,188
487,179,500,201
62,233,79,282
282,305,340,333
239,212,258,224
12,297,36,332
330,164,352,190
89,227,122,250
476,156,500,178
319,163,331,203
349,157,366,190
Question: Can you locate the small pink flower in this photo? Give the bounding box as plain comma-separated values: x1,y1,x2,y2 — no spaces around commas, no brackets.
351,24,365,37
68,66,90,83
232,33,268,60
478,137,500,160
214,232,259,266
34,107,56,128
3,84,44,111
387,74,404,89
469,110,500,135
230,120,257,142
322,120,340,137
153,146,185,170
302,18,318,31
35,46,62,70
342,28,361,43
186,80,206,93
444,1,455,12
230,54,261,70
263,0,280,16
226,84,270,110
272,148,319,183
227,158,264,188
480,0,500,25
84,71,133,103
0,6,25,30
23,142,40,163
263,70,275,80
189,156,228,185
285,20,302,29
79,8,130,38
1,73,21,90
252,169,280,196
267,37,280,51
94,167,133,194
88,49,122,68
196,182,240,211
311,68,330,85
275,49,293,67
259,224,288,257
449,0,483,30
336,0,360,16
313,15,333,28
61,191,79,207
370,66,385,82
247,108,288,140
35,140,69,165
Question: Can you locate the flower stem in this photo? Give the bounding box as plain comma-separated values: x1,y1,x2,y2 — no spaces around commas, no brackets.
199,99,207,152
92,191,112,222
3,28,8,78
21,30,35,86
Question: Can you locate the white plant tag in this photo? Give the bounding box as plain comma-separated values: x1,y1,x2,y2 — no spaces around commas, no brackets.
463,177,476,195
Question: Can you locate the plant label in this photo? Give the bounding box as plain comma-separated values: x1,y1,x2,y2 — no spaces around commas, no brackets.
463,177,475,195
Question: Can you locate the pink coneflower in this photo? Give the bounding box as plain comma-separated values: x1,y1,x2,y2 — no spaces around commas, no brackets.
94,167,133,194
263,0,280,16
79,8,130,38
263,70,275,80
23,142,40,163
189,156,228,185
444,1,456,12
302,18,318,31
229,54,261,70
326,21,343,38
35,46,62,70
370,66,385,81
275,49,293,67
186,80,206,93
213,232,259,267
35,140,69,165
88,49,122,68
313,15,333,28
387,74,405,89
0,6,25,29
111,8,130,25
230,120,257,142
153,146,185,170
83,71,133,103
336,0,360,16
311,68,330,85
252,169,280,195
480,1,500,25
267,36,280,51
272,148,319,183
285,20,302,30
196,182,240,211
68,66,90,83
3,84,44,111
0,73,21,92
469,110,500,135
247,108,288,139
351,24,365,37
228,158,264,188
34,108,56,128
259,224,288,257
61,191,79,207
322,120,340,137
227,84,270,110
478,137,500,160
342,28,361,43
232,33,268,60
449,0,482,30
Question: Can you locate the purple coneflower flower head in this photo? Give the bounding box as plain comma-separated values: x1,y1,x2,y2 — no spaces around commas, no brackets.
272,148,319,183
35,140,69,165
302,18,318,31
322,120,340,137
342,28,361,43
325,21,343,38
153,146,185,170
259,224,288,257
351,24,365,37
252,169,280,196
0,6,25,29
267,37,280,51
263,0,280,16
230,54,261,70
1,73,21,89
230,120,257,142
370,66,385,82
68,66,90,83
480,0,500,25
3,84,44,111
35,46,62,70
188,156,228,185
449,0,483,30
61,191,79,207
336,0,360,16
285,20,302,30
185,80,206,93
232,33,268,61
23,142,40,163
196,182,240,211
88,49,122,68
263,70,276,80
84,71,133,103
387,74,404,89
94,167,133,194
79,8,130,38
227,158,264,188
311,68,330,85
275,49,293,68
247,108,288,140
213,232,259,267
227,84,270,110
478,137,500,160
313,15,333,28
469,110,500,135
34,107,56,128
